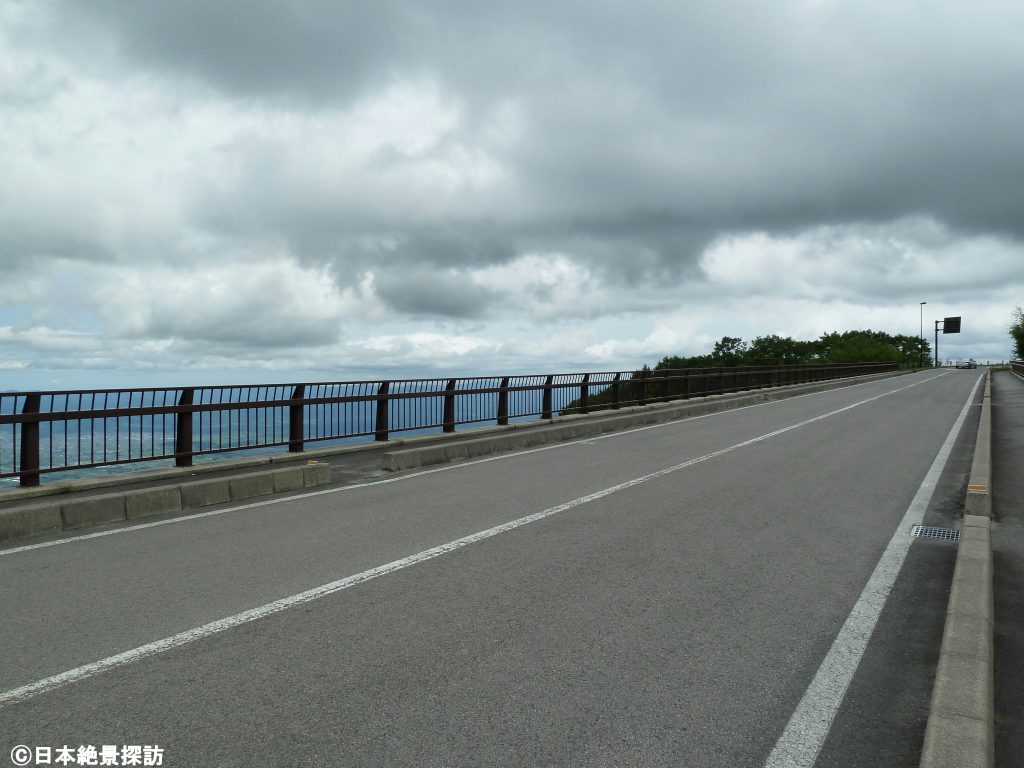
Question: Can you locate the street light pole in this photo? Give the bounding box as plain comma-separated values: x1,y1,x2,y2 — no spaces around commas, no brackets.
920,301,927,368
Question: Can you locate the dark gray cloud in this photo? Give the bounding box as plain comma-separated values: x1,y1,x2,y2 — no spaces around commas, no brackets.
373,267,496,319
53,0,1024,274
60,2,419,105
2,0,1022,383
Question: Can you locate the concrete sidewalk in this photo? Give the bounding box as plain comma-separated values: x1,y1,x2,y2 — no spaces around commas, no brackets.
991,369,1024,767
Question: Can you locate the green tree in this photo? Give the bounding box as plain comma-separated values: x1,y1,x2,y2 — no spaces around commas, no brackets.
711,336,749,365
655,353,713,370
1011,306,1024,360
746,334,814,364
814,329,926,367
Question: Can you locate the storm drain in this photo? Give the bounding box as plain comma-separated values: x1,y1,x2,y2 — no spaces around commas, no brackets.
910,525,961,542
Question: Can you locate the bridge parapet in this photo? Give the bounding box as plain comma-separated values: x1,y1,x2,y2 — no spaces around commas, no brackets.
0,362,898,487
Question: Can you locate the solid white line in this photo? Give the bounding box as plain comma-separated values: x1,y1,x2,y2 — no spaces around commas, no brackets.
0,373,953,708
0,372,948,558
763,371,984,768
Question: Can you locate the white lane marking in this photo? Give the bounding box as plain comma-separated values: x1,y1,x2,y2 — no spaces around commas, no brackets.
0,371,950,558
764,371,983,768
0,372,955,707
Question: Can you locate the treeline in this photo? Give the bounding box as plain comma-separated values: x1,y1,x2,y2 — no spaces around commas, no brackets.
559,329,929,415
654,329,931,370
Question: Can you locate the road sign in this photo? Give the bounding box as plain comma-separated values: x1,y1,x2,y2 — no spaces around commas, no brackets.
943,316,961,334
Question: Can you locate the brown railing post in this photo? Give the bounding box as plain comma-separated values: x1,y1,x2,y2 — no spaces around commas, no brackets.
19,394,41,487
611,373,621,409
682,369,691,399
637,370,648,406
542,376,554,420
289,385,305,453
175,388,195,468
497,377,510,426
375,381,390,441
443,379,457,433
579,374,590,414
659,370,670,402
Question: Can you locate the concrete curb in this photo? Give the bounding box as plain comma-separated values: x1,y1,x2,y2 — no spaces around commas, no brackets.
920,370,994,768
0,447,354,505
0,461,333,543
380,370,908,472
965,373,992,517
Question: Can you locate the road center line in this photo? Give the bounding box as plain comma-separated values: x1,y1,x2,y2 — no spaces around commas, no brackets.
0,371,955,709
0,371,948,558
763,371,983,768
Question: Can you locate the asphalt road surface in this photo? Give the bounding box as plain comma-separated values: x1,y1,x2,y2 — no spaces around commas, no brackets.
0,369,985,767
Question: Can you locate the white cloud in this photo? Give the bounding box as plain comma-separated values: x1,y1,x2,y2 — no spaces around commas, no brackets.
700,218,1024,304
350,332,499,360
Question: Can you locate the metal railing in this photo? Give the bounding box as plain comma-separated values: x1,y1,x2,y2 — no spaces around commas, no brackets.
1011,360,1024,378
0,362,897,487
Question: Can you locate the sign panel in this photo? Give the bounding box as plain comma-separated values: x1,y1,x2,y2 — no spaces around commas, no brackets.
943,316,961,334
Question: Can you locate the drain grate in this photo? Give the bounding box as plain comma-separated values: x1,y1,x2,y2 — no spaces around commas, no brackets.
910,525,961,542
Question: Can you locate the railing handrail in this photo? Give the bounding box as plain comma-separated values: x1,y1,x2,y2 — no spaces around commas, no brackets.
0,363,893,425
0,360,889,399
0,361,899,486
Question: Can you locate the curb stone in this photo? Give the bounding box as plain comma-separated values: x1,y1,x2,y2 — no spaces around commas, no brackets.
0,462,333,543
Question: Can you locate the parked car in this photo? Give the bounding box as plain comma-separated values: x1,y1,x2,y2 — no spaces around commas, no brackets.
954,359,978,369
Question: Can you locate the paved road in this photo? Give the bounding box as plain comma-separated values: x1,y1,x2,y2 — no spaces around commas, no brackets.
0,370,985,767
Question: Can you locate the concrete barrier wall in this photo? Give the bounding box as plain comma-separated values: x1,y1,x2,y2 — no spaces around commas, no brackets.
0,462,333,543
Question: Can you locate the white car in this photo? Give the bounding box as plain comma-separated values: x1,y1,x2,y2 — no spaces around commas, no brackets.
954,359,978,369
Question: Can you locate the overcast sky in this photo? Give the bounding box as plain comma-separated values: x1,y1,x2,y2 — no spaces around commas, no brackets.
2,1,1022,389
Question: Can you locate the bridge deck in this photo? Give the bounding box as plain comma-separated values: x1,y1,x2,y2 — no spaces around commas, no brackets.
0,370,994,766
